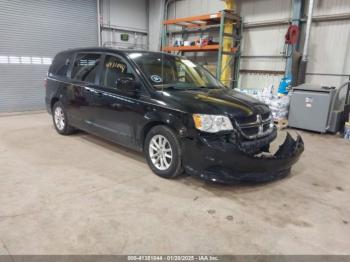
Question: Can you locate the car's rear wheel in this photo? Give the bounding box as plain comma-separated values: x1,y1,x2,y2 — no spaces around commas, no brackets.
145,125,183,178
52,101,75,135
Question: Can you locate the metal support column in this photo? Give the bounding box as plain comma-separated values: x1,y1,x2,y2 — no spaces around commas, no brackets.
298,0,315,84
233,17,243,89
216,11,226,80
97,0,101,46
220,0,235,87
285,0,302,77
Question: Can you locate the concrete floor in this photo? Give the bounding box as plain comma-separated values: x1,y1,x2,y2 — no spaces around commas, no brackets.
0,112,349,255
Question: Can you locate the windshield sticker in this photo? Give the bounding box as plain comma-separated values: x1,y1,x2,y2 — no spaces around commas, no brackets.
151,75,162,83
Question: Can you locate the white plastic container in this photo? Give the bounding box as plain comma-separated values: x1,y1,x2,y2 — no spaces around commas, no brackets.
344,122,350,140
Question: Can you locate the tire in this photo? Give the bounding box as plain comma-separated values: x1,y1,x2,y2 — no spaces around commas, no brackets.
144,125,183,179
52,101,75,135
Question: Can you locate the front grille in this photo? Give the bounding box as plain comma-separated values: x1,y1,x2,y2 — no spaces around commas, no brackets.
235,114,257,125
263,123,270,132
234,113,273,139
241,126,259,136
234,128,278,154
261,112,270,120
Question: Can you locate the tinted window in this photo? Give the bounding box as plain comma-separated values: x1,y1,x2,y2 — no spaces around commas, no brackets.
49,52,71,77
71,53,101,83
130,52,224,90
101,55,134,88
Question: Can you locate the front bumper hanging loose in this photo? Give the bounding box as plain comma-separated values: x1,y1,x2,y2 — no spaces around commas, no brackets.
182,132,304,184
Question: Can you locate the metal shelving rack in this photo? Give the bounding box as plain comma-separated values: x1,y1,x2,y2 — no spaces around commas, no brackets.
161,10,243,88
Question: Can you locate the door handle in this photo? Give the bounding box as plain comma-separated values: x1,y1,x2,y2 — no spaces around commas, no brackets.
84,86,94,94
112,103,122,109
84,86,103,96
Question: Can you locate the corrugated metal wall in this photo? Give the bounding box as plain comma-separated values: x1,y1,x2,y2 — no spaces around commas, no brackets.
167,0,224,17
100,0,148,50
237,0,291,90
165,0,350,91
0,0,98,113
148,0,165,51
306,0,350,87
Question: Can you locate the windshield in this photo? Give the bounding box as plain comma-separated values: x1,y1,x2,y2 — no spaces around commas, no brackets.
128,52,224,90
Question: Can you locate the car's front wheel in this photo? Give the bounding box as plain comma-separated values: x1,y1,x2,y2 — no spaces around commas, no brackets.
52,101,75,135
145,125,183,178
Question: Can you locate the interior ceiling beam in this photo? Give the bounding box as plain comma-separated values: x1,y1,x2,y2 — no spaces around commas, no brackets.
243,13,350,29
240,69,285,75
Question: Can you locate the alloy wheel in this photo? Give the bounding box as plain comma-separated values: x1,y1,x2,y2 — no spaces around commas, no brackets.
149,135,173,170
54,106,65,131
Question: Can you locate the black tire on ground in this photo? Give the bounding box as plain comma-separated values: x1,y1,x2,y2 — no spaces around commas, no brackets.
144,125,183,179
52,101,75,135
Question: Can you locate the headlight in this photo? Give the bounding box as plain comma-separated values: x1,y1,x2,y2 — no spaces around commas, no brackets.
192,114,233,133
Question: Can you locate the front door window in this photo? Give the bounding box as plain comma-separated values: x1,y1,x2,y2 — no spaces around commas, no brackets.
101,55,135,89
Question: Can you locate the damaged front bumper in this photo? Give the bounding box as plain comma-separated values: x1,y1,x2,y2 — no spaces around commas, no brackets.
182,132,304,184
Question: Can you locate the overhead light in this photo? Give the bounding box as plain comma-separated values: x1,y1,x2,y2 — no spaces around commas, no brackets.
0,55,52,65
21,57,31,64
9,56,20,64
32,57,42,64
0,56,8,64
42,58,52,65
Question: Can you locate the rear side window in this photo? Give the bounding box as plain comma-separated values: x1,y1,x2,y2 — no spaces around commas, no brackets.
49,52,71,77
71,53,101,83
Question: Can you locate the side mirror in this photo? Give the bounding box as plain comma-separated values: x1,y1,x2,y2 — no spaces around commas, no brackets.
116,73,140,96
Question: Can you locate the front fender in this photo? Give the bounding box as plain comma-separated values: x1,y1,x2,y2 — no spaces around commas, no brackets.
136,109,189,149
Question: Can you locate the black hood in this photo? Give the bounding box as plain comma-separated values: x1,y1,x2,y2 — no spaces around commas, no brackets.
156,88,270,118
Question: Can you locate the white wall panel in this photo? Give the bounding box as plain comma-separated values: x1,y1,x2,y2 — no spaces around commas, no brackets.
313,0,350,16
307,21,350,74
243,26,286,57
101,0,148,32
148,0,164,51
240,23,287,89
237,0,291,22
239,74,281,90
241,57,285,72
304,0,350,87
100,0,148,49
167,0,225,19
101,30,148,49
237,0,291,89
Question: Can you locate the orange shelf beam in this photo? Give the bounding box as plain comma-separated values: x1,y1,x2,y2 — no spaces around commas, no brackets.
162,45,220,52
163,13,222,26
162,45,237,53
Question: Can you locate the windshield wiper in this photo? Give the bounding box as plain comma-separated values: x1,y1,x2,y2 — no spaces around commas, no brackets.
196,86,222,90
158,85,221,91
163,86,186,91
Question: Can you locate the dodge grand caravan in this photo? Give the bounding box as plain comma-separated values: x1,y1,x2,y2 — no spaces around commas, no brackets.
45,48,304,184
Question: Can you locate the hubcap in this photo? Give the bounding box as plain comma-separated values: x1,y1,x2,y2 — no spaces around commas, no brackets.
149,135,173,171
54,106,65,131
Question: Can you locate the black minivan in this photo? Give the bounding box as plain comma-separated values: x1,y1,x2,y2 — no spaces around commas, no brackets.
45,47,303,184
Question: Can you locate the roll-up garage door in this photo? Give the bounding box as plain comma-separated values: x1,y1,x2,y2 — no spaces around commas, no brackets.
0,0,97,112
